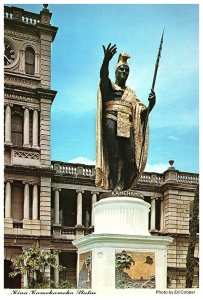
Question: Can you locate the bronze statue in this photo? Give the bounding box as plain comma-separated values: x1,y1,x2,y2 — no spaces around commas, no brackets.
95,43,156,191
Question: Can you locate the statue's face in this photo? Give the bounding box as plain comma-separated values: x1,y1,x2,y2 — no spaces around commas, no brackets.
115,64,129,84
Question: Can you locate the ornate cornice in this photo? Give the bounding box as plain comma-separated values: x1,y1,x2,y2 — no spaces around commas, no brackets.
159,182,197,193
136,182,161,193
4,87,39,107
36,23,58,42
36,88,57,101
4,26,40,42
4,164,56,178
4,84,57,103
5,83,38,95
155,231,199,239
53,174,95,187
4,73,40,89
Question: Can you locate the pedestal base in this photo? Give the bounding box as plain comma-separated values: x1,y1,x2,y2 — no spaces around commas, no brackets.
73,196,173,293
73,233,173,293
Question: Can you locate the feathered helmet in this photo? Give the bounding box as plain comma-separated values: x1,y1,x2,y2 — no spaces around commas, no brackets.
116,53,130,70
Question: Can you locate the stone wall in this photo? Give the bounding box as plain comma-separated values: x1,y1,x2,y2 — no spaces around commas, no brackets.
40,177,52,236
167,236,199,288
40,97,52,167
163,189,194,234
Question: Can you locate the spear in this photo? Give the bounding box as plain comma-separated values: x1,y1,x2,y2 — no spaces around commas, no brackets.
138,30,164,174
151,29,164,91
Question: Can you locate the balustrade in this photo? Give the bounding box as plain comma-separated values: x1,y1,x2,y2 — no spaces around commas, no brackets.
177,173,199,184
51,161,198,186
61,226,76,235
13,220,23,229
83,167,92,176
4,6,40,25
140,173,152,182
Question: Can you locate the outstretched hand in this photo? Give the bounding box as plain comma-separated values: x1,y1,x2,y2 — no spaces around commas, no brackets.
148,89,156,105
102,43,117,62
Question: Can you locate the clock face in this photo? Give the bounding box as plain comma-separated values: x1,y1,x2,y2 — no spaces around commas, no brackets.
4,42,15,66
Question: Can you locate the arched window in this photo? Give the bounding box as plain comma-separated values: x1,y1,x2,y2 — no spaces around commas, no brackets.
25,47,35,75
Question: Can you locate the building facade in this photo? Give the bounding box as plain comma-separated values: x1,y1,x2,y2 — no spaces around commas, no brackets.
4,5,199,289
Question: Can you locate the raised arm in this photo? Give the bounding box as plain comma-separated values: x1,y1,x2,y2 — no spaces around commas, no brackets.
100,43,117,82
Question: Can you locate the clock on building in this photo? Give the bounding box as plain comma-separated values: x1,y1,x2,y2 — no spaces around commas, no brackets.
4,42,15,66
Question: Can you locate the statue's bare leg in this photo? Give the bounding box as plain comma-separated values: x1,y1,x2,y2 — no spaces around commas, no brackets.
104,119,120,189
120,130,136,190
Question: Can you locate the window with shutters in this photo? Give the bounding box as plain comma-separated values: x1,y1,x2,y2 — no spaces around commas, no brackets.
25,47,35,75
11,107,23,146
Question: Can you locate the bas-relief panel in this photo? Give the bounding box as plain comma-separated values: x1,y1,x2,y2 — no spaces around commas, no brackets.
78,251,92,289
115,250,155,289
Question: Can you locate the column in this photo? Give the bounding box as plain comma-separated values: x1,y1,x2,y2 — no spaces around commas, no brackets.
32,109,39,147
32,184,38,220
23,183,30,219
150,197,156,231
19,50,25,73
91,192,98,226
5,181,12,218
23,107,30,147
23,271,28,288
5,104,12,144
160,199,164,231
76,190,84,226
54,253,59,288
35,53,40,75
54,188,61,224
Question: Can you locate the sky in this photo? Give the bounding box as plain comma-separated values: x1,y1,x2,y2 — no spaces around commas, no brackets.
4,1,199,174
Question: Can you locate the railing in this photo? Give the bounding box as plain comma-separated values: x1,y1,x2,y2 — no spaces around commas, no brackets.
61,226,76,235
4,11,13,20
177,173,199,184
22,14,40,26
13,220,23,229
60,164,77,175
140,173,152,183
83,166,93,176
52,161,95,178
140,173,164,184
51,161,199,185
4,6,41,26
52,225,93,237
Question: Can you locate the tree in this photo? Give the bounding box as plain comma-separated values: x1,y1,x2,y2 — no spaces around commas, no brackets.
9,243,62,288
185,184,199,288
115,250,135,271
115,250,135,285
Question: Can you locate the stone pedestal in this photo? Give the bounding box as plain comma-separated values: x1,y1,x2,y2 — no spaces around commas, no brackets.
73,196,173,294
94,197,150,235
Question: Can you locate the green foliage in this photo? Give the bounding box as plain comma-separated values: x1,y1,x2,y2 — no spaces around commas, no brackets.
49,279,75,289
115,250,135,271
9,243,62,288
58,280,75,289
167,273,172,287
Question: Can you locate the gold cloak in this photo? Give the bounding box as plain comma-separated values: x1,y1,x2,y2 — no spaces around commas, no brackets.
95,81,149,189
